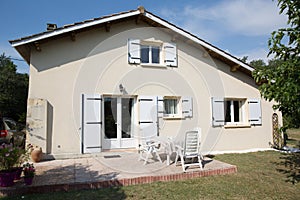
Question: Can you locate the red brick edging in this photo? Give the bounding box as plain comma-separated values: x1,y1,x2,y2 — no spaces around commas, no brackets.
0,165,237,197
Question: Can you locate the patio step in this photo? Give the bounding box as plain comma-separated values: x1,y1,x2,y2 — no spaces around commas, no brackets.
0,164,237,197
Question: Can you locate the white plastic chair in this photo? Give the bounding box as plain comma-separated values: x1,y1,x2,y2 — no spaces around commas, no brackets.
138,140,162,165
175,128,203,172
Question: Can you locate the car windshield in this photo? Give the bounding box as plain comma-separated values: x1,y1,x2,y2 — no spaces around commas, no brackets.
4,119,16,130
0,118,4,130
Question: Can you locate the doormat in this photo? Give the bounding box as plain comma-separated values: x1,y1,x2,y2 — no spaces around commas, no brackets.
104,155,121,159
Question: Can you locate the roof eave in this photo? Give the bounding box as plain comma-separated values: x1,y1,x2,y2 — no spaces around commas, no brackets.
9,8,254,74
143,12,254,73
9,10,141,47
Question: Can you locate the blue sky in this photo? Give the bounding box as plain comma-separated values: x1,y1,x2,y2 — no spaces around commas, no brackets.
1,0,287,74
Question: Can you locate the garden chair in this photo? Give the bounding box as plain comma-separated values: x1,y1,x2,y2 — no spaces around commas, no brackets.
175,128,203,172
138,140,162,165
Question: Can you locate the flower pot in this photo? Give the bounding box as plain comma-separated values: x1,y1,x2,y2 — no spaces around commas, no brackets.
24,177,33,185
0,170,15,187
31,147,42,162
14,167,23,180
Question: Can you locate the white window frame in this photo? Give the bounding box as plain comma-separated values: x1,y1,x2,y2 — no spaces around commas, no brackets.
212,97,262,128
140,41,162,66
140,45,161,65
224,98,247,126
128,39,177,67
163,96,182,119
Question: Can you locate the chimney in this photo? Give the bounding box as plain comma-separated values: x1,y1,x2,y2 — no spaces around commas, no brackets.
137,6,145,14
47,23,57,31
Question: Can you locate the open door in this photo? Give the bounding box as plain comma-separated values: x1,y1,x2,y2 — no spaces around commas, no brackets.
81,94,102,153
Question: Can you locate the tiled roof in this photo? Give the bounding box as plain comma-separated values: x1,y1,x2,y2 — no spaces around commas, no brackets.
9,9,140,45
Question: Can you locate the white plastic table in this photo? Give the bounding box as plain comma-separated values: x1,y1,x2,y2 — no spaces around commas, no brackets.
138,141,162,165
157,137,177,165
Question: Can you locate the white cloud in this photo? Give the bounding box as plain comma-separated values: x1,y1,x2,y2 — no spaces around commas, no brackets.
236,47,275,63
212,0,287,36
161,0,287,41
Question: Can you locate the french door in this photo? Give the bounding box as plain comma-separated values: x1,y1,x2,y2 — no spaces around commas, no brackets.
102,96,136,149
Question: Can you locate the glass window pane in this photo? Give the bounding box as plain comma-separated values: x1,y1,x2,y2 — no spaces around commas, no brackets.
121,98,134,138
239,101,243,122
225,101,231,122
151,46,160,64
141,45,149,63
104,97,117,139
233,101,240,122
164,99,178,114
170,100,175,114
164,100,170,114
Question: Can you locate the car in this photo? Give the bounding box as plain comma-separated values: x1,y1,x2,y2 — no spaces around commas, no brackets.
0,116,26,148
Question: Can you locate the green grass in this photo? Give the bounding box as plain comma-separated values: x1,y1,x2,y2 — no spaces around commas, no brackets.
3,130,300,200
286,129,300,147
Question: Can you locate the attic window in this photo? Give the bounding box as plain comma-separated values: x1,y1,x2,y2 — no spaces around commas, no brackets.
128,39,177,67
141,44,161,64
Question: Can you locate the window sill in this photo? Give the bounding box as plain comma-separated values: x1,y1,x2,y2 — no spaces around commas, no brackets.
140,64,167,68
163,115,183,120
224,124,251,129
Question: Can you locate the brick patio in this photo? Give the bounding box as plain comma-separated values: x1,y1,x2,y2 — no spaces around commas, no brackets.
0,151,237,197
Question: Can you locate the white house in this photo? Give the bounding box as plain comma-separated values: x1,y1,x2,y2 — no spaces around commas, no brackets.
10,7,281,159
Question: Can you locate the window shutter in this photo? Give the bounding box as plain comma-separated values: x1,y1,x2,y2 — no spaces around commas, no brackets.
81,94,102,153
128,39,141,64
248,99,262,125
163,42,177,67
211,97,225,126
138,96,158,141
157,96,164,118
182,96,193,118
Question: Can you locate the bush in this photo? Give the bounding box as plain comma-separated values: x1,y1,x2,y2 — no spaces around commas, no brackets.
0,143,25,171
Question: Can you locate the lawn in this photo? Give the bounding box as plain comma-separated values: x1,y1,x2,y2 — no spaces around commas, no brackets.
2,129,300,200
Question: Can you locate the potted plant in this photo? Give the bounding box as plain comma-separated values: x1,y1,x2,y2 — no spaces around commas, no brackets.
14,144,32,180
27,144,43,163
23,162,35,185
0,143,24,187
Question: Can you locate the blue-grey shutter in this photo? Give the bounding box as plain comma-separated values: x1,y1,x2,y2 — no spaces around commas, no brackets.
163,42,177,67
157,96,164,118
138,96,158,141
182,96,193,118
128,39,141,64
81,94,102,153
248,99,262,125
211,97,225,126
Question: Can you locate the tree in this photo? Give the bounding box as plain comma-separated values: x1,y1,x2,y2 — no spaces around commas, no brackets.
240,56,248,63
249,59,267,69
0,53,28,123
253,0,300,128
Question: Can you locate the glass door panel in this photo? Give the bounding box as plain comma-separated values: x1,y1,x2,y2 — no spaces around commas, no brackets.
121,98,134,138
103,96,136,149
104,97,117,139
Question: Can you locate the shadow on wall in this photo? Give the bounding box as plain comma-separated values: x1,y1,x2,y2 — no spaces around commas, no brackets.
30,20,139,72
46,102,53,154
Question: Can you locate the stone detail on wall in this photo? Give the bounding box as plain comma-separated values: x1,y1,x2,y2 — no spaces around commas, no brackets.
26,98,52,154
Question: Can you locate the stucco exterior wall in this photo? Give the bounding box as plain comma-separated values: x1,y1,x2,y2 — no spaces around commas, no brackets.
28,20,281,158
